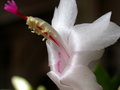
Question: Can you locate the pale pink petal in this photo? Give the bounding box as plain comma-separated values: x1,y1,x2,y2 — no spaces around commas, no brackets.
69,12,120,51
52,0,78,46
57,60,62,73
61,65,102,90
46,40,66,74
47,71,73,90
68,50,104,67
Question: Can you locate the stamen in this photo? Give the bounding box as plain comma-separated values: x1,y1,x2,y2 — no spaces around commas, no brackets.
26,16,70,58
49,36,70,58
26,16,55,40
17,11,27,20
4,0,70,60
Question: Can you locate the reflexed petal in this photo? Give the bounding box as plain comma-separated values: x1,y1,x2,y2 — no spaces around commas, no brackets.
69,12,120,51
93,12,111,23
52,0,77,28
68,50,104,66
47,71,73,90
52,0,78,44
61,65,102,90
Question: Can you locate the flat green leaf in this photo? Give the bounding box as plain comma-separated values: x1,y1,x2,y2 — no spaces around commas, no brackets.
94,64,112,90
111,74,120,90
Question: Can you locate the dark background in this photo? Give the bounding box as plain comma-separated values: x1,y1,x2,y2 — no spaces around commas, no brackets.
0,0,120,89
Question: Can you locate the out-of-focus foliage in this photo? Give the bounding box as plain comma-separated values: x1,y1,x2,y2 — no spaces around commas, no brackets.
118,86,120,90
11,76,33,90
37,85,46,90
94,64,120,90
11,76,47,90
111,74,120,90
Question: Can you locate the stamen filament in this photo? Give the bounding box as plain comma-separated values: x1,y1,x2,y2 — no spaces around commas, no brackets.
37,25,70,58
17,11,27,20
49,35,70,58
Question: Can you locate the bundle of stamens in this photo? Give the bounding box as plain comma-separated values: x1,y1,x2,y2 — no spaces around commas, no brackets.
4,0,56,43
26,16,55,41
4,0,70,58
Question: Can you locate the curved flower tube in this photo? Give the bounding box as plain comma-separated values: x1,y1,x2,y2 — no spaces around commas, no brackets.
46,0,120,90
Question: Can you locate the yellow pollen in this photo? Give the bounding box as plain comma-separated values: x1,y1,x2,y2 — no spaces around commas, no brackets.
26,16,55,40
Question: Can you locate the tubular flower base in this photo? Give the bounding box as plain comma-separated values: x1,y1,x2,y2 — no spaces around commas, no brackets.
4,0,120,90
46,0,120,90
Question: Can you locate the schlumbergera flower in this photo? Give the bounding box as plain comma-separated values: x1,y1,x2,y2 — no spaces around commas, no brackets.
4,0,120,90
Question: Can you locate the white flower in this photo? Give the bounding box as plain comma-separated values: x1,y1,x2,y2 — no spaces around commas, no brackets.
5,0,120,89
46,0,120,90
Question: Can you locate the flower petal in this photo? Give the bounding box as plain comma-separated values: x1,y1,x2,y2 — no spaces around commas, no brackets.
69,12,120,51
52,0,78,44
52,0,78,28
46,40,66,73
61,65,102,90
46,40,59,72
68,50,104,66
47,71,73,90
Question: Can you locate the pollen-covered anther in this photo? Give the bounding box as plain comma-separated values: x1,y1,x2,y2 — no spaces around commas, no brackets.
31,31,35,33
26,16,54,40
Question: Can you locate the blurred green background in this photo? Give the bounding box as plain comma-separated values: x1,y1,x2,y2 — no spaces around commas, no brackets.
0,0,120,90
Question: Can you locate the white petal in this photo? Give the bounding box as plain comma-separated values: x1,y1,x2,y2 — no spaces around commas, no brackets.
69,12,120,51
46,40,60,73
61,65,102,90
47,71,73,90
46,40,67,73
52,0,78,28
68,50,104,66
46,40,59,65
93,12,111,23
51,0,78,44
